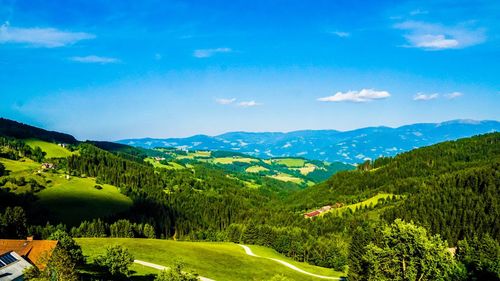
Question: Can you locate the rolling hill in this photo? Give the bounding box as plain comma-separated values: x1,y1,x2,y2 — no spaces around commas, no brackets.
118,119,500,163
144,148,354,187
77,238,344,281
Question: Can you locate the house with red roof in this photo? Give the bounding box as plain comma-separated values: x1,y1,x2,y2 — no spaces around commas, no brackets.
0,237,58,280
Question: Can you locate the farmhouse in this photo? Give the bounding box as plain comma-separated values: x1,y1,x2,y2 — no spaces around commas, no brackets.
304,203,344,218
0,237,58,280
57,143,68,148
41,163,55,170
304,210,321,218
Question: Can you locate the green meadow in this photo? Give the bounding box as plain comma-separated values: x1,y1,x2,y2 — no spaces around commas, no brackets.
213,157,258,164
77,238,343,281
272,158,306,168
320,193,395,217
25,139,76,158
35,176,133,225
245,165,269,173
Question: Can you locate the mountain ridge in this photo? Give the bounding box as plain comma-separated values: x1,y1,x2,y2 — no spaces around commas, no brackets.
118,119,500,163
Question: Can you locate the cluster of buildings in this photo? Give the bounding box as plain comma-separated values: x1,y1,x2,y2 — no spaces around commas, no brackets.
0,237,58,280
153,156,166,162
303,202,344,218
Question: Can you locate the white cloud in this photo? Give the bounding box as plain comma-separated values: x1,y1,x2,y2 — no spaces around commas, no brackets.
237,101,260,107
331,31,350,38
215,98,236,105
69,55,120,64
414,93,439,101
407,34,459,49
193,47,232,58
394,21,486,50
0,22,95,48
445,92,464,99
317,89,391,103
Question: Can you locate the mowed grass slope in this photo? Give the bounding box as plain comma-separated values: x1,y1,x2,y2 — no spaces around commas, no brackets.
0,157,39,174
36,176,133,225
77,238,343,281
273,158,306,168
25,139,76,158
320,193,395,217
246,245,343,278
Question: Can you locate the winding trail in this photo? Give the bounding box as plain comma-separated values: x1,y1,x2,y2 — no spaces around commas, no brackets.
238,245,343,280
134,260,215,281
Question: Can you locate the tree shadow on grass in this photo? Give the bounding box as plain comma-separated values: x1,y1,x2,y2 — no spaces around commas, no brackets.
78,263,155,281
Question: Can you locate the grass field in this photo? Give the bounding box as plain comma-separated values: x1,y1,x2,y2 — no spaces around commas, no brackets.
268,173,304,184
321,193,394,217
246,245,343,278
25,139,75,158
77,238,344,281
273,158,305,168
0,157,39,174
297,163,317,175
245,165,269,173
145,158,185,170
192,151,211,158
213,157,258,165
36,176,133,225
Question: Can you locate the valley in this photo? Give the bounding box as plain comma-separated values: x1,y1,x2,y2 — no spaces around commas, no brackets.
0,117,499,281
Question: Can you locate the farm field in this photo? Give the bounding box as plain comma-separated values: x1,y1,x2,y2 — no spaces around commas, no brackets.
77,238,344,281
145,157,185,170
0,157,39,174
268,173,304,184
213,157,258,164
320,193,395,217
272,158,306,167
245,165,269,173
146,148,353,187
25,139,76,158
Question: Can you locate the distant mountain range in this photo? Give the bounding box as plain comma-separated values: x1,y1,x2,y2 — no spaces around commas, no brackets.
117,120,500,164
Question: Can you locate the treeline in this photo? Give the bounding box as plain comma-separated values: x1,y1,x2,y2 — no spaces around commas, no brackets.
347,220,500,281
225,223,348,270
383,160,500,244
70,219,156,239
0,117,77,144
0,136,46,162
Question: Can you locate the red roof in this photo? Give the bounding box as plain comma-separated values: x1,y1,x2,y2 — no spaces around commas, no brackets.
304,210,321,218
0,239,58,270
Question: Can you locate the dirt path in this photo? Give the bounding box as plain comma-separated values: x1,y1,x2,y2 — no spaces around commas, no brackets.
134,260,215,281
238,245,343,280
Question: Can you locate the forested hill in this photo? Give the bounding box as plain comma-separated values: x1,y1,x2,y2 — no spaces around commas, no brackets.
0,118,77,144
118,119,500,163
1,119,499,279
289,132,500,244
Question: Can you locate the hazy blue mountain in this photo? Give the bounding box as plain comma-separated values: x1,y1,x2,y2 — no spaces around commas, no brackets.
117,120,500,163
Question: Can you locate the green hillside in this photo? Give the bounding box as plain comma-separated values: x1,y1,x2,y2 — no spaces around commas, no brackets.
77,238,343,281
25,139,76,158
144,148,354,187
0,137,133,226
1,120,499,281
35,176,132,225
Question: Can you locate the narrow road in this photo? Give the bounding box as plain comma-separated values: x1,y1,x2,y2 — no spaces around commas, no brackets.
238,245,343,280
134,260,216,281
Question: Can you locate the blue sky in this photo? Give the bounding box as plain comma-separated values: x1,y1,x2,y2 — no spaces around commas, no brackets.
0,0,499,140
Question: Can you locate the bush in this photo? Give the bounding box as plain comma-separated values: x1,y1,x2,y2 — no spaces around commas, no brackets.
154,261,198,281
95,245,134,277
